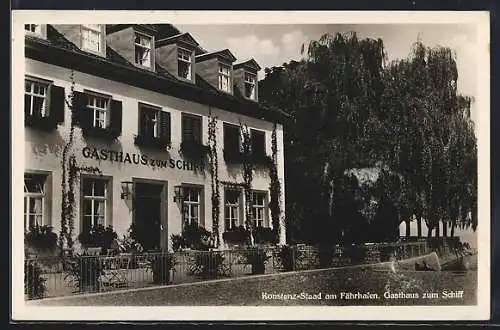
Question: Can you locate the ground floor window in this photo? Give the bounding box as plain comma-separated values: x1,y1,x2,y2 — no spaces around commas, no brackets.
224,188,242,229
24,173,48,230
183,186,202,227
81,178,109,230
251,191,267,228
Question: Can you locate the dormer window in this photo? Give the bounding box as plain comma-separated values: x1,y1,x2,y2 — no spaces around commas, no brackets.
244,73,257,100
81,24,104,54
218,63,232,93
135,32,153,68
24,24,46,39
178,47,193,80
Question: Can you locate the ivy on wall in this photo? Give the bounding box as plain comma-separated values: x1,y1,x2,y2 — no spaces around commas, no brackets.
60,71,101,252
268,123,282,243
208,113,220,247
240,123,254,245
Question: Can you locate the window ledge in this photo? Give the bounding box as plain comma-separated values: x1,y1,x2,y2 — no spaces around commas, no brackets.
134,135,171,151
82,126,120,140
180,140,211,163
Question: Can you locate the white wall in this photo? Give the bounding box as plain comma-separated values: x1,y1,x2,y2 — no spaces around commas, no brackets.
24,59,287,250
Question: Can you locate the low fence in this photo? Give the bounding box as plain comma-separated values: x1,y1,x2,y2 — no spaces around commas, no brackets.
24,238,463,300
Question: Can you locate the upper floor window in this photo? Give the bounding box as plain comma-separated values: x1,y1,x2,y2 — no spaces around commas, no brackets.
138,103,171,143
81,24,104,54
87,93,110,129
25,24,46,38
82,178,108,230
218,63,232,93
182,114,202,143
25,79,48,117
24,77,65,130
251,191,267,228
182,186,202,227
135,32,153,68
24,174,48,230
178,48,193,80
244,73,257,100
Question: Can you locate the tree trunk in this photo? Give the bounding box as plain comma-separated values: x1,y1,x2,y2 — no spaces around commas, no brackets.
451,220,455,237
443,221,448,237
427,225,433,237
435,221,440,237
417,217,422,237
405,219,411,237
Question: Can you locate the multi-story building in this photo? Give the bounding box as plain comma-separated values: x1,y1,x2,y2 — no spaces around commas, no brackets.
23,24,288,251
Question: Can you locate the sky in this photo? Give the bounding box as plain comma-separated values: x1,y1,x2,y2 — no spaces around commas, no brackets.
176,24,478,121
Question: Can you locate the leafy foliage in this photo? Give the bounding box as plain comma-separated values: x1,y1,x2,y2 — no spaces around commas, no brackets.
24,262,47,299
77,224,118,251
25,225,58,252
63,253,104,292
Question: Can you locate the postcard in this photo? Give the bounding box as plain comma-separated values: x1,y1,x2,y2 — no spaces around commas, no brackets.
11,10,490,321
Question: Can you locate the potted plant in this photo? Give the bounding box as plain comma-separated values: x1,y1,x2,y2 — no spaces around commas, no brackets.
77,224,118,252
24,224,58,256
241,247,270,274
149,253,176,284
222,226,251,246
252,227,277,245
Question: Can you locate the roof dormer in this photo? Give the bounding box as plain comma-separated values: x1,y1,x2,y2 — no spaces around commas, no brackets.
155,33,199,83
51,24,106,57
24,24,47,39
234,59,261,101
196,49,237,94
106,24,156,71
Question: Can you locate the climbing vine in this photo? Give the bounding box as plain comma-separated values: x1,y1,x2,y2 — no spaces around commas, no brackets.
240,123,254,244
268,123,281,243
60,71,101,252
208,113,220,247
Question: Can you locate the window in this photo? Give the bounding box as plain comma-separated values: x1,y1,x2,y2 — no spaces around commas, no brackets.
81,24,103,53
178,48,193,80
244,73,257,100
87,94,110,129
135,32,153,68
24,174,47,230
25,24,45,38
224,188,241,230
82,178,108,230
251,191,266,228
25,79,48,117
138,103,171,143
218,63,231,92
182,114,202,143
251,129,266,157
183,186,201,227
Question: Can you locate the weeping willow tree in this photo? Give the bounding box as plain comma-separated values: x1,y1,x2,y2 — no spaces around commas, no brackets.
259,33,477,244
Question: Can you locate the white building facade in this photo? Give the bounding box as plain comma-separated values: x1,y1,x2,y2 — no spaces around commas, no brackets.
23,24,287,251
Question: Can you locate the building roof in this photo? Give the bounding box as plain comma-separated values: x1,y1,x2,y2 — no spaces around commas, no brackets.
234,59,262,71
155,32,200,48
25,25,290,124
195,49,237,63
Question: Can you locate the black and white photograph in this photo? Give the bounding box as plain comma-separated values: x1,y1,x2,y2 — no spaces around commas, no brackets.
11,10,490,321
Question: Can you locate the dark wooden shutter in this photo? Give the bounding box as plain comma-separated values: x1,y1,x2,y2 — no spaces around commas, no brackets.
72,91,90,128
182,115,191,142
109,99,122,136
160,111,171,143
224,124,240,152
50,85,65,123
192,116,201,143
251,129,265,156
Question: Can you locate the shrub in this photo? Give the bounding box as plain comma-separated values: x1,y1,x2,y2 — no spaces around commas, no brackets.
345,245,368,264
240,247,270,274
277,245,304,271
316,244,335,268
77,224,118,252
222,226,251,245
252,227,277,245
149,253,176,284
25,225,58,252
188,251,225,279
63,253,104,292
24,261,47,299
182,223,215,251
379,245,395,262
171,234,188,252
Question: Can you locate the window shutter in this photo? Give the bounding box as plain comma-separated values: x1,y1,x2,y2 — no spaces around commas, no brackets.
109,99,122,136
50,85,65,123
193,117,201,143
252,130,265,156
160,111,171,143
182,115,191,142
225,125,239,152
72,91,90,128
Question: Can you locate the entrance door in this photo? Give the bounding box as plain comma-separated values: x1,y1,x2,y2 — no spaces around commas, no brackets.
133,182,165,251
